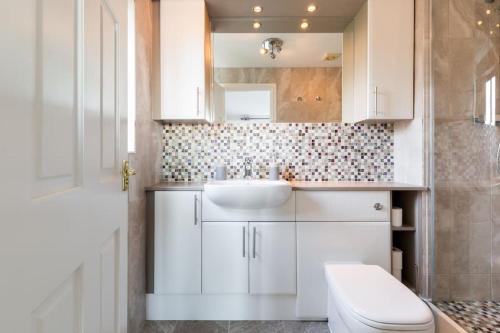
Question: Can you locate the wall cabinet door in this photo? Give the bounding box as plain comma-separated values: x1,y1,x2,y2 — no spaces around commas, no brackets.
154,191,201,294
156,0,212,122
202,222,249,294
342,0,414,123
249,222,296,295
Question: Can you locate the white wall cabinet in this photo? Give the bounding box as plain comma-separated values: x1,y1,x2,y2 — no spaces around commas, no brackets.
249,222,296,295
155,0,212,122
342,0,414,123
202,222,249,294
154,191,202,294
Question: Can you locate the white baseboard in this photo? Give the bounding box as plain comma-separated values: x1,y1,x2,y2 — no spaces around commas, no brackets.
146,294,322,321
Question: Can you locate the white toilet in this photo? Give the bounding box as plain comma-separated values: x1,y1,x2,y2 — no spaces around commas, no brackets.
325,264,435,333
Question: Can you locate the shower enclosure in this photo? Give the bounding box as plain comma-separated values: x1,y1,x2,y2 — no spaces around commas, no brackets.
431,0,500,330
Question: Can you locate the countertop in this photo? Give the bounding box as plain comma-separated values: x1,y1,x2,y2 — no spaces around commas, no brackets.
145,180,427,192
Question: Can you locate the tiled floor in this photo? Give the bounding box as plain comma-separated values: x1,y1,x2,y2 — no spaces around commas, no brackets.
435,301,500,332
142,321,330,333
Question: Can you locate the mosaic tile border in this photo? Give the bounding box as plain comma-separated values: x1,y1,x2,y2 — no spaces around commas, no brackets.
161,123,394,182
436,301,500,332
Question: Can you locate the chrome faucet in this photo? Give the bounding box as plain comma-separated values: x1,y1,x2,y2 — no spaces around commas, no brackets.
244,157,253,179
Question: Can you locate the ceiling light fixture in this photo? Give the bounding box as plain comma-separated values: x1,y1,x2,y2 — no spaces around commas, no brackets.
300,20,309,30
307,4,317,12
260,38,283,59
253,21,261,29
252,5,263,13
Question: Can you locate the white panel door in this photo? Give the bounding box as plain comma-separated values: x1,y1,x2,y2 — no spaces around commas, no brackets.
296,222,391,318
0,0,129,332
202,222,249,294
249,222,296,295
154,191,202,294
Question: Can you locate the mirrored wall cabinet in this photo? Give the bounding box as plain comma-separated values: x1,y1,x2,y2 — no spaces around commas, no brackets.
154,0,415,124
342,0,415,123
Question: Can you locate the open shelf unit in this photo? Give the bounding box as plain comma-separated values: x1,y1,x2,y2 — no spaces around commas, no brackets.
391,190,423,294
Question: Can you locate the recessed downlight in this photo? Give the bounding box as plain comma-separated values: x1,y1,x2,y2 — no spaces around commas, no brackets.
253,21,261,29
307,4,317,12
259,47,267,55
252,5,263,13
300,20,309,30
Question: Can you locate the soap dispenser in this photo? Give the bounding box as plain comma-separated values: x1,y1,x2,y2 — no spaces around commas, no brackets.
269,153,280,180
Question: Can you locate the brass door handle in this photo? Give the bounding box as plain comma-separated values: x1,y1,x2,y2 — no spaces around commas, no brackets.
121,160,136,191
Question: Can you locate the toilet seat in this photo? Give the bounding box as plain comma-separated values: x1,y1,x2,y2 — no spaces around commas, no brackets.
325,264,434,333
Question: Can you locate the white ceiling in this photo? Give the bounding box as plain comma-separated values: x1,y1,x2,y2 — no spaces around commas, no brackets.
205,0,365,33
213,33,343,68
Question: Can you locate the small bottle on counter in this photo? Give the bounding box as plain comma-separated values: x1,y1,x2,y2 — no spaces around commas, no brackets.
269,153,280,180
214,162,227,180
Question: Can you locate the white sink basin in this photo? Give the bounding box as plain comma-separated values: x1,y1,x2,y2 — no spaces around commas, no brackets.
204,179,292,209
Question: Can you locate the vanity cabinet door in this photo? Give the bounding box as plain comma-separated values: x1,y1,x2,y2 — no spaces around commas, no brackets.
202,222,249,294
154,191,201,294
249,222,296,295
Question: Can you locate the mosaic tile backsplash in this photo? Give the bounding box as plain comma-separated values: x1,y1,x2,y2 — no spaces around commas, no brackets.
161,123,394,182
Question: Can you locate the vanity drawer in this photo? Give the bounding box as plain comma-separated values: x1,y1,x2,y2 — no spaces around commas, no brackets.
296,191,390,222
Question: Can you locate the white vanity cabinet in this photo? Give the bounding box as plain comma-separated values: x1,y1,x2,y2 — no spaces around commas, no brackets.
202,222,249,294
249,222,296,295
147,186,414,320
154,191,202,294
155,0,212,122
202,221,296,295
342,0,414,123
295,191,391,318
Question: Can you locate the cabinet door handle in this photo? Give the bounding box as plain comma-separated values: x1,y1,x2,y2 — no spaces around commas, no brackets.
242,226,246,258
194,194,198,225
196,86,200,116
373,86,378,116
252,227,256,259
374,203,383,211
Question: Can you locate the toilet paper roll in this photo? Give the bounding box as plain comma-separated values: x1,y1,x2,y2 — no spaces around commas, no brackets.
392,247,403,270
391,207,403,227
392,269,402,282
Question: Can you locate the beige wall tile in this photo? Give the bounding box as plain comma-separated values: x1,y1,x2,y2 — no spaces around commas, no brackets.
434,274,451,301
128,1,163,332
468,222,491,274
492,274,500,301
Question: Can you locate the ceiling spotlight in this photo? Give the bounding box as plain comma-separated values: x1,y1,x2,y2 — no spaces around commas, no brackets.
307,4,317,12
252,5,263,13
486,9,492,15
260,38,283,59
253,21,261,29
477,20,484,26
300,20,309,30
